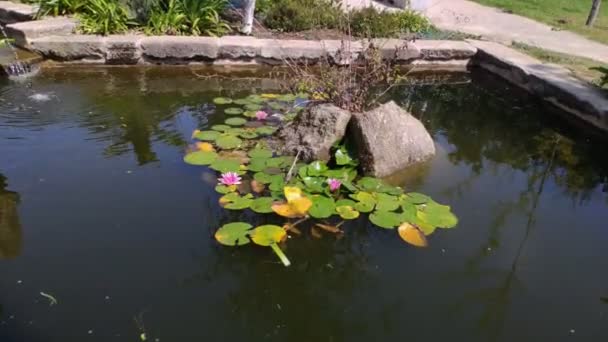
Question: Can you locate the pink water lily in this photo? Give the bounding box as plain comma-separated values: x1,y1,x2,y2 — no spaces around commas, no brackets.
218,172,242,186
255,111,269,121
327,178,341,192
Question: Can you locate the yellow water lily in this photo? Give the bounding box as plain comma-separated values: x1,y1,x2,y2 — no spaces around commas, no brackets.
272,186,312,218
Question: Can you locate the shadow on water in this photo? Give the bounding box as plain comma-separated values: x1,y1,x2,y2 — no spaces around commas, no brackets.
0,173,21,260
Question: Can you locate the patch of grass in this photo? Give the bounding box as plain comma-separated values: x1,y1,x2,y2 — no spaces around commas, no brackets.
471,0,608,44
512,42,608,89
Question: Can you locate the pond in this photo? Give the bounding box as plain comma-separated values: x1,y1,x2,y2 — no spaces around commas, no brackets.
0,67,607,342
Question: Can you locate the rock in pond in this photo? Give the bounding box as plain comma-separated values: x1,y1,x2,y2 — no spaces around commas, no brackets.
348,101,435,177
276,103,352,162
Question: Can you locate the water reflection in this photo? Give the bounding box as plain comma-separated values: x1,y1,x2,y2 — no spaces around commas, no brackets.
0,173,21,259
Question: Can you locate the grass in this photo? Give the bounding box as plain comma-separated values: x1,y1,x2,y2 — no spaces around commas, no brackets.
512,42,608,89
471,0,608,44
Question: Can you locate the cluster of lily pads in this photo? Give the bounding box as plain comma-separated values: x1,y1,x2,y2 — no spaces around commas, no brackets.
184,93,458,267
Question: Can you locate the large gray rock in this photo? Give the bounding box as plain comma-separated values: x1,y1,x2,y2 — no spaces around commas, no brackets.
276,104,352,162
5,17,77,48
30,35,105,62
348,101,435,177
0,1,36,24
140,36,219,62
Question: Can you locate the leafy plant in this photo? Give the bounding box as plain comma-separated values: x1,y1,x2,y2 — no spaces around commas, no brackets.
144,0,230,36
349,7,431,38
263,0,345,32
35,0,85,18
77,0,133,35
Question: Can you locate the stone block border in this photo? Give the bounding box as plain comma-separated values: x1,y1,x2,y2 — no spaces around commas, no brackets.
0,1,606,133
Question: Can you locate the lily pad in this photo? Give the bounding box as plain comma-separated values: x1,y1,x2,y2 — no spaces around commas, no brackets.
255,126,277,135
215,222,252,246
268,176,285,192
215,184,235,194
211,124,231,132
224,196,253,210
225,107,244,115
336,206,359,220
248,158,269,172
238,131,259,139
301,177,326,193
184,151,217,165
253,172,274,184
251,225,285,246
244,103,263,111
243,111,257,118
225,117,247,126
234,98,251,105
246,95,266,103
278,94,296,102
418,201,458,228
351,192,376,213
309,195,336,219
216,135,242,149
210,158,241,173
193,130,220,141
375,193,400,212
213,97,233,105
369,210,403,229
335,199,356,208
405,192,431,204
269,102,285,110
249,148,273,159
250,197,275,214
335,147,356,166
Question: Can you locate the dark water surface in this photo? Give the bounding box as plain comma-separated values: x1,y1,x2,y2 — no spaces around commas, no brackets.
0,67,607,342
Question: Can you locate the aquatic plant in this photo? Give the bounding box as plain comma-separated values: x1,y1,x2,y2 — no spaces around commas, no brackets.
183,93,458,266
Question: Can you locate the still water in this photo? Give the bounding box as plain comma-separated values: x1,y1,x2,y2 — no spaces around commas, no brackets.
0,67,607,342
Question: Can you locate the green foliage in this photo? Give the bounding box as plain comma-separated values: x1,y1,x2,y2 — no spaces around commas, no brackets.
349,7,431,38
144,0,230,36
263,0,345,32
77,0,133,35
35,0,86,18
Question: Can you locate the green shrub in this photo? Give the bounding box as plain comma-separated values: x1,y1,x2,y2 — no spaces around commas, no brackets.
263,0,345,32
349,7,430,38
77,0,133,35
144,0,230,36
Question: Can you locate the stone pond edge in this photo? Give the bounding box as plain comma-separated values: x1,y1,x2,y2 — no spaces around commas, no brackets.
1,4,606,133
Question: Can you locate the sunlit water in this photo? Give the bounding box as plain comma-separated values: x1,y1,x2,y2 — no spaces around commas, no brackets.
1,67,607,342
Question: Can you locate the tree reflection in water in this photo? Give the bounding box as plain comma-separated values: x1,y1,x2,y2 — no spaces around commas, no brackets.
0,173,22,260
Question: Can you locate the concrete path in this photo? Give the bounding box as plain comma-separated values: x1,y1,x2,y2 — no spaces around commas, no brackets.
344,0,608,64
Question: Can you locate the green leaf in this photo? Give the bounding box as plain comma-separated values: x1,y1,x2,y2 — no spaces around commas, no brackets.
215,185,234,194
269,175,285,192
356,177,383,191
215,222,252,246
405,192,431,204
238,131,259,139
335,147,356,166
253,172,273,184
250,225,285,246
269,102,285,110
309,195,336,219
248,148,273,159
278,94,296,101
336,206,359,220
215,135,242,149
243,110,257,118
246,95,266,103
369,211,403,229
418,201,458,228
400,200,418,222
213,97,233,105
184,151,218,165
210,158,241,173
225,117,247,126
375,193,400,212
234,98,251,105
224,195,253,210
335,199,356,208
211,124,231,132
225,107,244,115
250,197,275,214
245,103,263,111
248,158,269,172
255,126,277,135
301,177,326,193
193,130,220,141
323,168,357,181
351,191,376,213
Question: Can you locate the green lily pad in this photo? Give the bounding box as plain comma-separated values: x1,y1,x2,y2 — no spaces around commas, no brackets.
243,110,257,118
268,175,285,192
248,158,269,172
255,126,277,135
301,177,325,193
299,161,328,178
323,168,358,182
369,210,403,229
400,200,418,222
418,201,458,228
336,206,359,220
215,185,235,194
250,197,275,214
245,103,263,111
375,193,400,212
234,98,251,105
216,135,242,149
265,157,285,168
215,222,252,246
263,167,283,175
335,147,356,166
268,102,285,110
213,97,233,105
193,130,220,141
356,177,384,191
210,158,241,173
335,199,356,208
278,94,296,102
246,95,266,104
309,195,336,219
351,191,376,213
223,195,253,210
253,172,273,184
405,192,431,204
225,117,247,126
184,151,218,166
249,148,273,159
225,107,244,115
250,225,285,246
211,124,231,132
238,131,259,139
